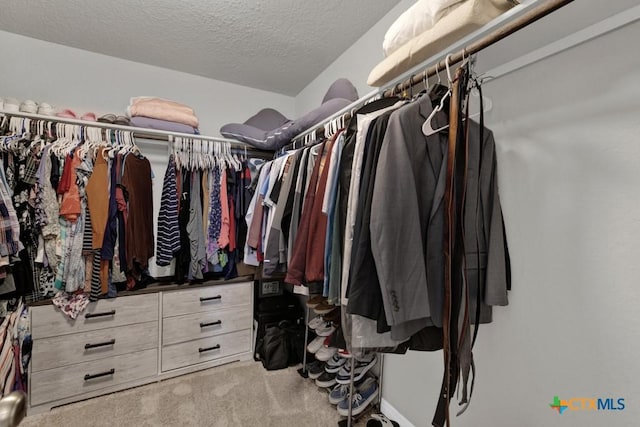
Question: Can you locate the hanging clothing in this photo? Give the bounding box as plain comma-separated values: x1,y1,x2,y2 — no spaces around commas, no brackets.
121,155,154,273
156,155,180,266
187,170,206,280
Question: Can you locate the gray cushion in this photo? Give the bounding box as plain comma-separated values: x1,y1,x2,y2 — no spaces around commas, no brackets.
322,78,359,104
220,78,358,150
244,108,290,130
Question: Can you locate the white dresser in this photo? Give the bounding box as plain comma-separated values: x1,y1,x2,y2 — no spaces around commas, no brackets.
28,280,254,413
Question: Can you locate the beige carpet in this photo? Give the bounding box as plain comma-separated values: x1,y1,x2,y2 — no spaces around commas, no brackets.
22,360,372,426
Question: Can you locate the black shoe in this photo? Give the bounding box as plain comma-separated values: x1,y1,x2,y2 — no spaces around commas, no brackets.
315,371,337,388
307,361,325,379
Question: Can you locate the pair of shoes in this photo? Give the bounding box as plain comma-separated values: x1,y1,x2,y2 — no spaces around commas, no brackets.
336,357,376,384
328,375,367,405
308,316,324,330
315,371,337,388
20,100,38,114
316,345,337,362
314,301,336,315
337,377,379,416
2,98,19,113
37,103,54,116
306,360,325,380
56,109,98,121
98,113,130,125
325,353,347,373
307,336,328,354
306,295,326,308
366,413,400,427
315,321,336,337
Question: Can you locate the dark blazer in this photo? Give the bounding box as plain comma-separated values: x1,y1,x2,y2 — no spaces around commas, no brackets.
370,94,510,341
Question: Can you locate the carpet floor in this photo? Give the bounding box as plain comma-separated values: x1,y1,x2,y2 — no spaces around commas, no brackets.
22,360,372,426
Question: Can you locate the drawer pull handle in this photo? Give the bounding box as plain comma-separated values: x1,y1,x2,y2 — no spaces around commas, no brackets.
199,295,222,303
85,310,116,319
84,368,115,381
198,344,221,353
84,339,116,350
200,320,222,328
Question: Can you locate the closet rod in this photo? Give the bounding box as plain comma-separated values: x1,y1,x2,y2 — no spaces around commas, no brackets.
383,0,575,97
289,0,574,146
0,109,271,153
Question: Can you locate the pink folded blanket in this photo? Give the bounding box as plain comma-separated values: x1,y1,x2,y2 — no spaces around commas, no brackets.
130,97,196,115
128,100,199,128
127,103,199,128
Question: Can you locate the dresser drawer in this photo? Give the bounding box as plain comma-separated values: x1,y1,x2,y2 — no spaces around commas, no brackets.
31,294,159,339
162,282,252,318
32,321,158,372
30,348,157,406
162,306,251,346
161,329,251,372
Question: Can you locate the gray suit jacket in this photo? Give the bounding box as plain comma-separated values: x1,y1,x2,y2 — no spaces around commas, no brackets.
370,94,509,341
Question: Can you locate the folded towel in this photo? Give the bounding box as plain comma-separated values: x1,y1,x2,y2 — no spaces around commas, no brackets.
128,103,199,128
130,116,198,134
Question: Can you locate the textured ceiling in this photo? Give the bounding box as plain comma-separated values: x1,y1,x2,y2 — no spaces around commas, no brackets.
0,0,398,96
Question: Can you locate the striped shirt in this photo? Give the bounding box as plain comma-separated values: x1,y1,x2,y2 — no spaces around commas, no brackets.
156,155,180,266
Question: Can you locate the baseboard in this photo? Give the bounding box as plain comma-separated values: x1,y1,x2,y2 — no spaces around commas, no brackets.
381,398,416,427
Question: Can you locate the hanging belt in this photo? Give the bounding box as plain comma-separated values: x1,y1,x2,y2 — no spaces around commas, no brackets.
433,64,470,427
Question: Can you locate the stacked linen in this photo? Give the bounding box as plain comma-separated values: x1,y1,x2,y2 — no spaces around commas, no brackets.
128,97,199,134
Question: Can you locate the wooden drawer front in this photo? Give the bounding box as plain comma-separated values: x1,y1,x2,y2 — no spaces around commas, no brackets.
31,294,159,339
162,306,251,346
161,329,251,372
30,348,157,406
32,321,158,372
162,282,252,318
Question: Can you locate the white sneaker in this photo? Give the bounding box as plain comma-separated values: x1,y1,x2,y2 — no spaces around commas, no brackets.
315,346,337,362
315,322,336,337
19,100,38,114
37,103,54,116
306,336,325,354
308,316,324,330
3,98,19,113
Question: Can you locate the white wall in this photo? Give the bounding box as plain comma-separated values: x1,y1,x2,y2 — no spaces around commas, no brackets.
0,30,295,136
381,15,640,427
293,0,413,116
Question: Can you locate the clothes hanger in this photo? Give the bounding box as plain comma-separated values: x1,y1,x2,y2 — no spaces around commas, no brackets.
424,52,492,135
422,54,454,136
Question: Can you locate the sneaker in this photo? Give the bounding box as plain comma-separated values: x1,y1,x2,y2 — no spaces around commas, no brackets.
308,316,324,330
323,307,341,323
337,377,379,416
325,353,347,373
307,336,325,354
329,383,350,405
315,346,337,362
328,376,367,405
338,348,352,358
307,361,325,379
315,322,336,337
336,357,376,384
315,371,337,388
313,301,336,315
306,295,326,308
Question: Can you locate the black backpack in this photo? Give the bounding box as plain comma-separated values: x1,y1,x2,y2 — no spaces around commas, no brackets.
255,320,306,370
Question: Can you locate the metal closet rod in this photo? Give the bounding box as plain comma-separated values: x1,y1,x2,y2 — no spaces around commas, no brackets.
383,0,575,97
289,0,574,146
0,109,271,153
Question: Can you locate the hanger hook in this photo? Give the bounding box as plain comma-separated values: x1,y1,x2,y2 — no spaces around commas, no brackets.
445,53,454,85
435,61,441,85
